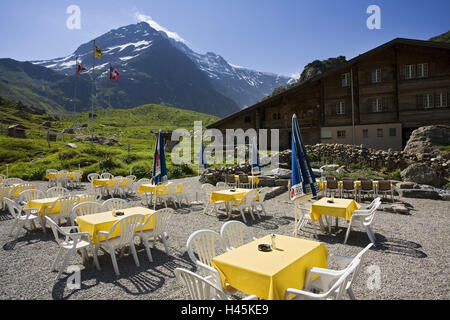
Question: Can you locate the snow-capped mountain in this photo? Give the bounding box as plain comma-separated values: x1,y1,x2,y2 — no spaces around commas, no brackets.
31,21,293,114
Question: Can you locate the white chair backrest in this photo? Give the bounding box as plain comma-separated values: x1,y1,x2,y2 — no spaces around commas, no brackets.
257,187,270,202
220,221,252,250
108,214,144,247
101,198,127,211
3,197,21,219
241,189,258,206
18,189,46,203
0,186,10,198
11,183,35,196
175,268,228,300
186,230,226,268
215,182,228,190
363,202,380,226
88,173,100,182
73,202,102,217
366,197,381,210
201,184,216,197
126,175,136,182
136,178,151,185
52,196,80,216
73,171,83,180
167,183,179,195
3,178,24,186
79,193,102,202
46,169,58,174
47,187,69,198
142,208,173,236
101,172,114,179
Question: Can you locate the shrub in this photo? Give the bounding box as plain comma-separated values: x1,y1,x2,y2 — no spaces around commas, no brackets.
388,169,402,181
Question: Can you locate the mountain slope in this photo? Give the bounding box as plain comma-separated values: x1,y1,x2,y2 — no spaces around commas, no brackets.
31,23,240,117
429,30,450,43
33,22,292,112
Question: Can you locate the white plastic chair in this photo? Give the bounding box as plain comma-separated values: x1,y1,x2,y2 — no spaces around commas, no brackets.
101,172,114,179
201,184,225,215
220,220,256,251
122,176,136,196
87,173,100,183
105,176,125,198
215,182,228,190
46,169,58,187
0,185,10,210
79,192,102,203
134,178,152,205
175,268,258,300
231,189,259,223
18,189,46,206
137,208,173,262
71,202,102,225
72,170,83,188
344,199,381,245
10,183,35,198
306,243,374,300
285,256,360,300
95,214,144,276
45,196,80,226
294,198,320,237
186,229,226,286
46,186,69,198
57,170,70,188
157,183,180,208
45,216,99,280
101,198,127,211
2,177,24,186
174,183,189,206
4,197,40,239
252,187,270,216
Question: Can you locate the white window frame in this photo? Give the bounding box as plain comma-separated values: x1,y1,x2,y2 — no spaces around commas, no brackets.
371,99,383,112
404,64,416,80
336,102,345,115
372,69,381,83
435,92,447,108
424,94,434,109
341,73,350,87
337,130,346,139
417,63,428,78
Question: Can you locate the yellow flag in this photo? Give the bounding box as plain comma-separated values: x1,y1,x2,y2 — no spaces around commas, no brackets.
94,45,103,58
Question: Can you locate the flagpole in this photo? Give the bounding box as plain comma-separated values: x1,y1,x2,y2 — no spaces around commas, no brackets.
91,40,96,142
73,56,78,122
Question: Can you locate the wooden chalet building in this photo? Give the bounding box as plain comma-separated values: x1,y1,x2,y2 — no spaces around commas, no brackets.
206,38,450,151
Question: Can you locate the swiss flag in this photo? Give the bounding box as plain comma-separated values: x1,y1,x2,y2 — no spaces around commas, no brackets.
109,66,120,81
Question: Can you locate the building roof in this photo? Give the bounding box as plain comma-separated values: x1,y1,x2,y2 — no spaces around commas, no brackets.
207,37,450,129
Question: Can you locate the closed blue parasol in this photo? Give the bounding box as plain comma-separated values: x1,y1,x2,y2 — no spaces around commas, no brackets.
250,136,260,188
290,114,319,235
152,130,168,209
198,134,209,172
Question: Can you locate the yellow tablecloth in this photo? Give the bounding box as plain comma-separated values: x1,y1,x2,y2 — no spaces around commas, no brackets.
9,184,36,198
234,175,260,185
27,195,85,216
92,178,127,188
137,183,182,195
45,172,77,180
210,188,253,203
77,207,156,245
310,197,361,222
211,235,328,300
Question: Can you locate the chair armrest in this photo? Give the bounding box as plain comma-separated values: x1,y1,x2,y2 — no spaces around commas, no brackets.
242,295,259,300
61,226,80,233
285,288,324,300
97,230,111,243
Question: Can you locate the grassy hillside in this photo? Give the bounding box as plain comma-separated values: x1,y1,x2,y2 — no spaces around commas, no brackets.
0,97,219,181
429,30,450,43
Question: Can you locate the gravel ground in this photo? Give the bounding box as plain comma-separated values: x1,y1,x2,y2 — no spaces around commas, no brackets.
0,176,449,300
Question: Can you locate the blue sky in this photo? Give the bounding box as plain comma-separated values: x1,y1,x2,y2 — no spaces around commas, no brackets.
0,0,448,77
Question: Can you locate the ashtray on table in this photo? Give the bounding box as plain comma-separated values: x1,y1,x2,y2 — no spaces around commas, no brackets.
258,244,272,252
114,211,125,217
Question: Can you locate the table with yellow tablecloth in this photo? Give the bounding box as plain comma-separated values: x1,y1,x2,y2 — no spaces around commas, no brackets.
92,178,127,188
76,207,156,245
45,172,77,180
211,235,328,300
137,183,182,195
234,175,260,186
27,194,86,216
310,197,361,222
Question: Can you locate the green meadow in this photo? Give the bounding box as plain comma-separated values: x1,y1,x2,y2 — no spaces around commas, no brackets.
0,98,220,181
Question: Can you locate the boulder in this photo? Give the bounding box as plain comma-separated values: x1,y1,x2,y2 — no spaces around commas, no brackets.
400,163,447,188
66,143,77,149
258,176,276,187
272,168,292,179
399,189,440,200
383,203,410,215
440,194,450,201
396,182,419,189
320,164,339,172
275,179,290,187
403,125,450,156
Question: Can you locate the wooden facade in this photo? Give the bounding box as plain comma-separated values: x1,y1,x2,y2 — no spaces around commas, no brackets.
207,38,450,151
